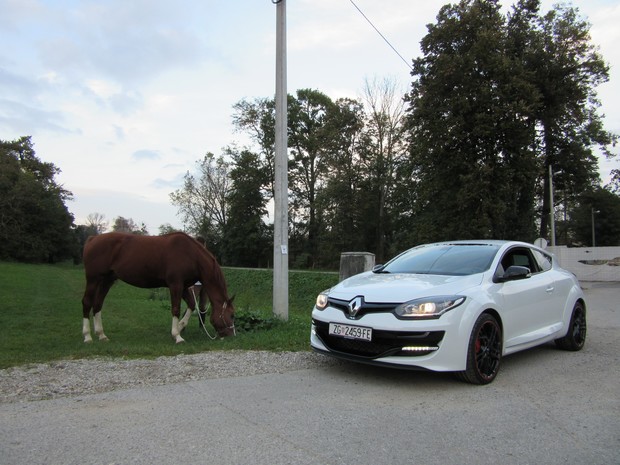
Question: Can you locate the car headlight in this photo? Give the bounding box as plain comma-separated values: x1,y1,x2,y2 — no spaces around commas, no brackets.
394,296,465,319
315,291,330,310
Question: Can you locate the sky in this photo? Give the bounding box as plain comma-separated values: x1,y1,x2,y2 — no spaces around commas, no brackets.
1,0,619,233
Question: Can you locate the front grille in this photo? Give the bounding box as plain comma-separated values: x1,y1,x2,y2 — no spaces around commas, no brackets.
328,297,395,319
313,320,444,358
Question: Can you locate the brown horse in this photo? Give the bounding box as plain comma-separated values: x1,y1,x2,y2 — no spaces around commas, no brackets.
81,232,235,343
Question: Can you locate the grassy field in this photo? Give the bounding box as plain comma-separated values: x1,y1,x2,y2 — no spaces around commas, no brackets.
0,262,339,369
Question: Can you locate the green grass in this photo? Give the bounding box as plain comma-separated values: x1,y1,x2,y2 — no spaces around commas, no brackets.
0,262,338,369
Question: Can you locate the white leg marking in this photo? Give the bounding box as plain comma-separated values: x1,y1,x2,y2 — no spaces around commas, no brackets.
93,312,109,341
178,308,192,331
171,316,185,344
83,317,93,343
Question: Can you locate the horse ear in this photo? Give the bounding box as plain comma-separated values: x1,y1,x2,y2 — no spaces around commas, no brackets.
229,294,236,304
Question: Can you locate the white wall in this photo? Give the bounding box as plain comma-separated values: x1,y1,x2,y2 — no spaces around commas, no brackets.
548,246,620,282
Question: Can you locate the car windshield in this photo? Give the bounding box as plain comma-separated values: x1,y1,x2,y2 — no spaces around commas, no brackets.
382,244,500,276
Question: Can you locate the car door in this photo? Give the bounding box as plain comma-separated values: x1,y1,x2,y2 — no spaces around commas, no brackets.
494,247,556,350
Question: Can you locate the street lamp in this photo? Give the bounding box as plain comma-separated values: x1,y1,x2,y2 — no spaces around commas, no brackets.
591,207,600,247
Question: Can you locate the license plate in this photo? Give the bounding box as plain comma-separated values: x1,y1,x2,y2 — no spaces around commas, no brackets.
329,323,372,341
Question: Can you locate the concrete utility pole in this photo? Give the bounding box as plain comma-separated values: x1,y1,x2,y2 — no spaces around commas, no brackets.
549,165,556,247
273,0,289,320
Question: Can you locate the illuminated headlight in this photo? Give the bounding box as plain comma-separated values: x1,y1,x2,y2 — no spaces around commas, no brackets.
394,296,465,319
315,291,330,310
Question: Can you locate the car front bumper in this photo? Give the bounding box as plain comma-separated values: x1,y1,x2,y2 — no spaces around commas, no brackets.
310,307,471,372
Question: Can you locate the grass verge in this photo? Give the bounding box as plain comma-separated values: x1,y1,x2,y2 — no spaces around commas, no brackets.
0,262,338,369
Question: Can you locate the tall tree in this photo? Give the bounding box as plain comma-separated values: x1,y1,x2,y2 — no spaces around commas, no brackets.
316,97,366,267
406,0,539,243
170,153,231,254
222,149,271,267
287,89,339,267
0,136,75,262
530,2,616,239
358,77,408,260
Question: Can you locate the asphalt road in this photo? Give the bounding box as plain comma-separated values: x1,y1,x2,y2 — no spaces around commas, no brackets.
1,283,618,465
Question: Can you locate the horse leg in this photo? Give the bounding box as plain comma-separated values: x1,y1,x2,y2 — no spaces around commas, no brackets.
81,280,98,343
91,276,115,342
177,287,196,332
170,286,185,344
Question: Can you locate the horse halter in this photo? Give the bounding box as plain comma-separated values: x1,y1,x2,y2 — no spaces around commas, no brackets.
192,288,236,338
219,301,236,336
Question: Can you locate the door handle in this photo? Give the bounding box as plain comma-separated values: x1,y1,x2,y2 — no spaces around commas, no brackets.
546,286,554,293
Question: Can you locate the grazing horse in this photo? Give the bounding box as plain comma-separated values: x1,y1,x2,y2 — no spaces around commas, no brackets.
81,232,235,343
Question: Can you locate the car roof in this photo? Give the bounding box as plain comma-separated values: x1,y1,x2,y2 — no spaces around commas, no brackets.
424,240,511,247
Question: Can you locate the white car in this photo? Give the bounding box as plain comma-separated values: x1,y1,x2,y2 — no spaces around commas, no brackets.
310,240,586,384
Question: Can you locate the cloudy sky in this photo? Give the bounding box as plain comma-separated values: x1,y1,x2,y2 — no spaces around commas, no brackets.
1,0,618,233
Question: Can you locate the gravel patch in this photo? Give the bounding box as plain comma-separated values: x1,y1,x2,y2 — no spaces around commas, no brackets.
0,351,339,404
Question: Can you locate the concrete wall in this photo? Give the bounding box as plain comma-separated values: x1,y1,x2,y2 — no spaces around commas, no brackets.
339,252,375,281
548,246,620,282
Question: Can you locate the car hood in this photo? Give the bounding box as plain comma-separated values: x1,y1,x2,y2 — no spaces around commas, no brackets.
328,271,484,303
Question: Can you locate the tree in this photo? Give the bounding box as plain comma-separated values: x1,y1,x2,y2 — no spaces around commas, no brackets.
0,136,75,262
86,212,108,235
358,77,408,260
405,0,539,243
169,153,232,256
404,0,615,245
111,217,148,235
570,188,620,246
526,1,616,239
222,149,271,267
315,97,366,267
158,223,179,235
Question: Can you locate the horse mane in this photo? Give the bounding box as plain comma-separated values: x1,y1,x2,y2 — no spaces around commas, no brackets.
166,232,229,295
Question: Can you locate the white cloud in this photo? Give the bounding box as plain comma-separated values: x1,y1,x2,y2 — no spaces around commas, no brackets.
0,0,617,233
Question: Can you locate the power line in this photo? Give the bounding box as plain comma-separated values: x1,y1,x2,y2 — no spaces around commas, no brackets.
349,0,413,71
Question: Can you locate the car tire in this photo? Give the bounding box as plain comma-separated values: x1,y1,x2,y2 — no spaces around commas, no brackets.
555,302,586,351
457,313,502,385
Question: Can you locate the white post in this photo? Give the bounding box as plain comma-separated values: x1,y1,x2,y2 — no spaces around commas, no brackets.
273,0,289,320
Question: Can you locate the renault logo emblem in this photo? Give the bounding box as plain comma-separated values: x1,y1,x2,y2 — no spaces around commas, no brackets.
348,296,363,318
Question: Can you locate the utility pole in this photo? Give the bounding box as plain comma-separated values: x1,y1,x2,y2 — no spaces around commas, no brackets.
549,165,556,246
273,0,288,320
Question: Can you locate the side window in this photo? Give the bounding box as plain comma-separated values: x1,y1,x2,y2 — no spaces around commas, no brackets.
532,250,552,272
499,248,540,274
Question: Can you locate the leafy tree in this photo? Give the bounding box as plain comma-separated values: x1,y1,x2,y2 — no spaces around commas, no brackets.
404,0,615,245
0,136,75,262
158,223,180,235
315,97,366,267
405,0,539,243
222,149,271,267
570,188,620,246
111,216,148,235
169,153,232,256
607,169,620,195
529,1,617,239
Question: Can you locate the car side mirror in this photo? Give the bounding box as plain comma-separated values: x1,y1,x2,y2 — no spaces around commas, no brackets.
372,264,385,273
498,265,531,282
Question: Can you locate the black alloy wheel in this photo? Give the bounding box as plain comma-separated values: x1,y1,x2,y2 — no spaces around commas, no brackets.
555,302,587,351
457,313,502,385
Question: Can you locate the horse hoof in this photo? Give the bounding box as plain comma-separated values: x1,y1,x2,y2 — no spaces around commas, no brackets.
99,336,109,342
84,338,93,344
175,336,185,344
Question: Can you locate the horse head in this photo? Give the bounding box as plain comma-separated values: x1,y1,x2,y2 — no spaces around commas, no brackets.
211,295,236,337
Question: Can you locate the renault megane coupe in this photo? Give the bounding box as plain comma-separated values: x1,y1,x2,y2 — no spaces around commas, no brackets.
310,240,586,384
